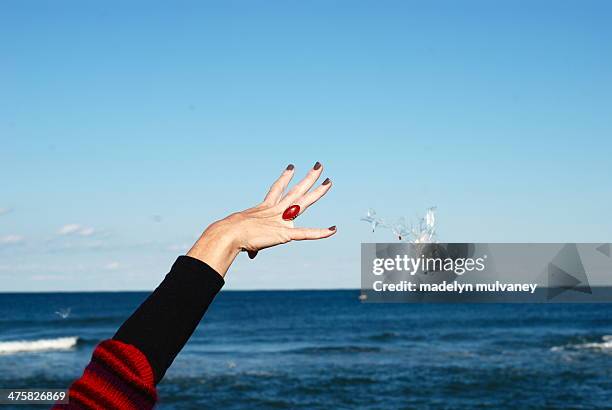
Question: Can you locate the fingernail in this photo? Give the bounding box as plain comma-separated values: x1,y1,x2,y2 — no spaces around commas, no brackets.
322,178,331,185
313,161,321,170
286,164,294,171
329,225,336,231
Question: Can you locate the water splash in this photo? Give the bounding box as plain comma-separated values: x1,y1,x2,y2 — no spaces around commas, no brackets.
361,207,437,243
359,208,387,232
55,308,71,319
390,217,409,241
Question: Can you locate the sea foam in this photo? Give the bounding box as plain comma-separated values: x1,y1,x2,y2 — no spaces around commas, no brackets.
551,335,612,352
0,336,78,354
573,335,612,350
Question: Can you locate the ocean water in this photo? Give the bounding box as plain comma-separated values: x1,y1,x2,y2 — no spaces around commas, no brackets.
0,291,611,409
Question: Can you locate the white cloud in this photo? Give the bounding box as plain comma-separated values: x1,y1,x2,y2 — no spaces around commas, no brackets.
58,224,96,237
0,207,13,216
57,224,81,235
78,227,95,236
105,261,120,270
0,235,25,245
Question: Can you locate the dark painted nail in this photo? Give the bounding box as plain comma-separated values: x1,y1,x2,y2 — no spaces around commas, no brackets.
313,161,321,170
329,225,337,231
322,178,331,185
286,164,294,170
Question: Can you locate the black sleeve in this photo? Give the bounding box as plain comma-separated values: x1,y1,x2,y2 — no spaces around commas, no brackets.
113,255,225,384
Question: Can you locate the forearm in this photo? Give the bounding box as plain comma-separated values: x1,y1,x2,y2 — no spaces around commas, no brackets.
113,254,225,384
58,231,230,409
186,220,240,277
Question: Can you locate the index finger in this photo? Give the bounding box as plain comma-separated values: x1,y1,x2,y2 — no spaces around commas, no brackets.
263,164,295,205
278,161,323,208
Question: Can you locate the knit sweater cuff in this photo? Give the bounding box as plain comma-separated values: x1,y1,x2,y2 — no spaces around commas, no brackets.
53,339,157,409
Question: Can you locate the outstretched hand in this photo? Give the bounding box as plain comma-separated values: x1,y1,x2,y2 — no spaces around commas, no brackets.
187,162,336,276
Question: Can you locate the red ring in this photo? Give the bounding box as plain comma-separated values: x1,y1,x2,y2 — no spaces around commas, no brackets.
282,205,300,221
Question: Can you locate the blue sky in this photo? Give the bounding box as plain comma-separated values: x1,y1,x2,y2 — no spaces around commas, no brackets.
1,0,611,291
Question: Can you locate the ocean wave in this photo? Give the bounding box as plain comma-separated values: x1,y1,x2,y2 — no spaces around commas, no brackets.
551,335,612,352
366,332,401,342
287,345,382,354
0,336,79,355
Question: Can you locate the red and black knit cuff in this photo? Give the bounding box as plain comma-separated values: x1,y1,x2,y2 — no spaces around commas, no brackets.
54,340,157,409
